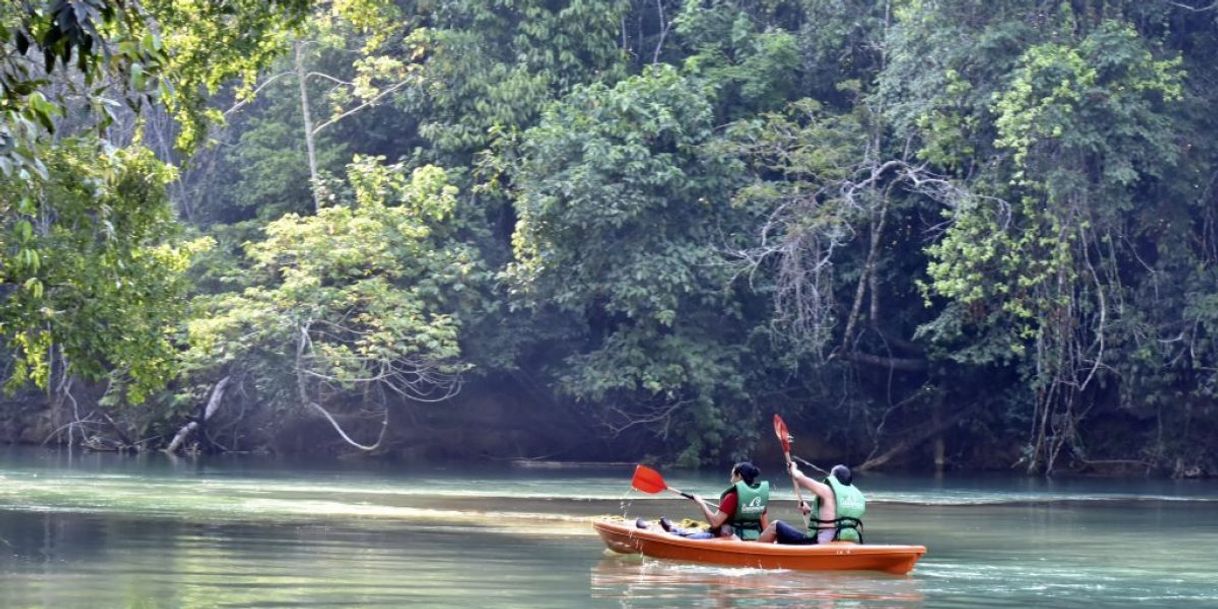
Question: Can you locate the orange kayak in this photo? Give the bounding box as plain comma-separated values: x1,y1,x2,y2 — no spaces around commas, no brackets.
593,519,926,574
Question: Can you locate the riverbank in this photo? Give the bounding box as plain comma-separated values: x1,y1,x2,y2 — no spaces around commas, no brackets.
2,380,1212,479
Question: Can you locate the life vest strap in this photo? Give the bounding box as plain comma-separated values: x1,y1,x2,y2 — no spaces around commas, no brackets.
810,517,865,543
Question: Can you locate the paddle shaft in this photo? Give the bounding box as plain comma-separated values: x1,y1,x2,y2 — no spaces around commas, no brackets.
773,414,812,529
792,455,828,475
666,487,718,512
782,449,812,529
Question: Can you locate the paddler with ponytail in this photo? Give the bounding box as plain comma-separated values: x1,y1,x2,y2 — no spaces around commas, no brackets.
758,463,865,544
641,461,771,540
690,461,770,540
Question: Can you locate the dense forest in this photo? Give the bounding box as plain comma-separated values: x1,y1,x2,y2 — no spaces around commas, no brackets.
2,0,1217,476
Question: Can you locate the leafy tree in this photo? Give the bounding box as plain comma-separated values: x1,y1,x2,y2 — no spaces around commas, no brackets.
673,0,803,118
1,0,313,400
507,66,768,464
0,0,312,173
0,139,209,404
184,158,487,449
406,0,631,160
978,21,1180,472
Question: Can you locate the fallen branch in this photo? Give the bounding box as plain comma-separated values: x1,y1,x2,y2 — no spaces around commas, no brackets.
165,376,230,454
857,405,974,471
98,409,133,448
844,351,929,371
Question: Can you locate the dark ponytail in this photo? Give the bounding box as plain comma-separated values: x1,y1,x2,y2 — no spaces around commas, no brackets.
733,462,761,485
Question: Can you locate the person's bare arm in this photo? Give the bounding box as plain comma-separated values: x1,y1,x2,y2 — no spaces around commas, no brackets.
689,494,730,528
790,463,833,505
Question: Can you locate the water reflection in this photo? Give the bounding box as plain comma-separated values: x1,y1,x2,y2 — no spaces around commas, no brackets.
591,555,924,609
5,449,1218,609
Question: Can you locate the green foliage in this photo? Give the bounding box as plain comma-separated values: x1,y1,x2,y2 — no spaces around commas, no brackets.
185,158,486,407
925,21,1183,356
0,139,209,403
992,22,1182,190
901,5,1214,472
407,0,631,158
210,92,348,223
1,1,164,177
675,0,803,117
1,1,312,405
715,97,872,353
8,0,1218,472
510,66,727,312
0,0,311,173
505,65,768,463
147,0,312,150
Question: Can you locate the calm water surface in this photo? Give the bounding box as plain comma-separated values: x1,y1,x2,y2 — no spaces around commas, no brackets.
1,449,1216,608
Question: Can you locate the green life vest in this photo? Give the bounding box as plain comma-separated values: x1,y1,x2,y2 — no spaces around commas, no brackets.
721,480,769,541
811,476,866,542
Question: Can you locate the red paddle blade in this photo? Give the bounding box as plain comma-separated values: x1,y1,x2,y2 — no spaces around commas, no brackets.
631,465,669,494
773,413,792,453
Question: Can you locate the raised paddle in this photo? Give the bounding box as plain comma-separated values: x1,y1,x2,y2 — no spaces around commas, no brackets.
630,465,717,510
773,413,812,529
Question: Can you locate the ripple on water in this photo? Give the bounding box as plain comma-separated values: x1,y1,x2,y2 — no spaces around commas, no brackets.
3,454,1218,609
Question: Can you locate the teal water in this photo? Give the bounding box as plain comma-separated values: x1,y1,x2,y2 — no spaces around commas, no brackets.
1,449,1216,608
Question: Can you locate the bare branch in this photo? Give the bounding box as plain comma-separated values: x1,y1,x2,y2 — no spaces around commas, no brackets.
311,79,410,136
857,404,976,471
1160,0,1218,11
652,0,673,64
603,399,689,438
306,71,355,87
224,71,294,117
166,376,231,454
844,351,928,371
305,399,389,452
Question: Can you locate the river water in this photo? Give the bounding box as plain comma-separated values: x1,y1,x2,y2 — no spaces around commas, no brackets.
1,449,1216,608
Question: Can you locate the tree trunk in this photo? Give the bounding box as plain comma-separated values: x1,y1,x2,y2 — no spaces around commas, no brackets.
295,40,321,212
932,397,946,473
840,193,890,354
165,376,230,454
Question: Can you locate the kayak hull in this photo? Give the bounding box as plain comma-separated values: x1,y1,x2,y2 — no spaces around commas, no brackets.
593,519,926,575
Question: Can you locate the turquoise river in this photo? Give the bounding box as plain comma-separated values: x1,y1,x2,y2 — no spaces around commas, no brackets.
1,449,1216,608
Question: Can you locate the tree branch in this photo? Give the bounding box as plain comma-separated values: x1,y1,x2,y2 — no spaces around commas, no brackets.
295,324,389,451
1160,0,1218,11
165,375,230,454
311,79,409,136
306,71,355,86
843,351,928,371
857,405,975,471
224,71,294,116
652,0,672,64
